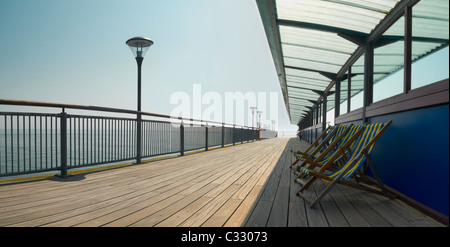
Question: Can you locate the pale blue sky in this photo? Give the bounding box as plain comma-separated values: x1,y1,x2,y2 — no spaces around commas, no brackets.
0,0,297,132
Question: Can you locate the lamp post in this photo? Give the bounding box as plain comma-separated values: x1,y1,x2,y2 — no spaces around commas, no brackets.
250,107,257,129
250,107,257,141
126,36,153,164
257,111,263,129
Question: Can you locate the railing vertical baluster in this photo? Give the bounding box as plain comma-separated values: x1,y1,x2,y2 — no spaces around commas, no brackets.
94,118,97,164
56,114,58,168
69,116,72,167
5,116,8,174
107,119,112,160
40,116,43,170
77,117,80,166
50,116,53,169
16,115,19,173
90,118,93,164
46,116,49,168
28,116,31,171
119,119,122,161
102,118,105,163
22,116,25,172
34,116,37,171
82,117,85,165
114,119,117,161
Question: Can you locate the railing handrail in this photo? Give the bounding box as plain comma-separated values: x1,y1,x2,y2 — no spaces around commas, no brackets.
0,99,252,128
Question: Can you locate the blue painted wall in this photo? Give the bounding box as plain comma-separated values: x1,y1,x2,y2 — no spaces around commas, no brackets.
301,104,449,216
369,104,449,216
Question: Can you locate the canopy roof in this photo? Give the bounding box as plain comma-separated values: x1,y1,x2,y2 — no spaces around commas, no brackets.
257,0,449,125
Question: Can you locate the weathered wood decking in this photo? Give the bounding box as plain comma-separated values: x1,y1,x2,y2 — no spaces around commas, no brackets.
0,137,443,227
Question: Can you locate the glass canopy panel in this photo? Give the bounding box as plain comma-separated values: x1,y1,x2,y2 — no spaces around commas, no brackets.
279,26,357,54
275,0,401,34
284,57,343,73
288,94,319,102
290,110,307,118
411,0,449,40
288,98,314,105
411,0,449,89
287,81,329,91
288,88,319,95
284,67,330,81
282,44,349,65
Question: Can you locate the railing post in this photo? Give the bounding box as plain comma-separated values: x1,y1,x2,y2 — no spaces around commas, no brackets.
232,125,235,146
180,120,184,156
205,123,208,151
221,123,225,148
56,109,70,177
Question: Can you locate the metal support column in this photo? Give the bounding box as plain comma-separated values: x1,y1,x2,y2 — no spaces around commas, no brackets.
404,5,412,94
322,94,327,132
363,41,374,123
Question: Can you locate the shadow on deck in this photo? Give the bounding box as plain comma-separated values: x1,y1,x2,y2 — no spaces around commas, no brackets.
244,138,443,227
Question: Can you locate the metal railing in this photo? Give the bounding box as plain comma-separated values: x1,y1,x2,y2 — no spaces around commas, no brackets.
0,99,261,177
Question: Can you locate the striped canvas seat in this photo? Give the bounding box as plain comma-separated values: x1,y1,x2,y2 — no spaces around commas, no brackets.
291,124,353,168
293,124,364,178
296,121,393,208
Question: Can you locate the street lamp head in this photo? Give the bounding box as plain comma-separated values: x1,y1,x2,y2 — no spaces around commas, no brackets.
126,36,153,58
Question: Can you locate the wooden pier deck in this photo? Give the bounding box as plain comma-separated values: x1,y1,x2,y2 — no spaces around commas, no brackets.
0,137,443,227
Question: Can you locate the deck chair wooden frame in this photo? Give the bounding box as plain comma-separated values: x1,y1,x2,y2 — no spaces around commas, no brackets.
296,121,393,208
294,125,331,154
290,124,352,168
293,124,363,180
290,125,333,168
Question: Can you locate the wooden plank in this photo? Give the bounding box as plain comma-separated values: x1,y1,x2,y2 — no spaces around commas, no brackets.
201,199,242,227
244,200,273,227
266,185,289,227
154,197,213,227
315,180,350,227
336,184,392,227
224,185,264,227
288,201,308,227
303,183,329,227
130,183,217,227
326,182,371,227
179,184,241,227
358,190,413,227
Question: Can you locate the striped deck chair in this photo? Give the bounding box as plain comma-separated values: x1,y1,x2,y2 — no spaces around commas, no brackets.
292,124,362,175
289,125,334,167
296,121,393,208
290,124,352,168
